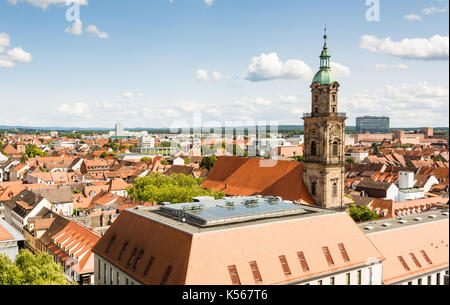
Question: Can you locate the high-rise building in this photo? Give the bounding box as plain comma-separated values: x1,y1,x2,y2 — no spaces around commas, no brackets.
302,31,346,209
356,116,390,134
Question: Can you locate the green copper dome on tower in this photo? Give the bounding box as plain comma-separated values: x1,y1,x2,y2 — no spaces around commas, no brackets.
312,29,338,85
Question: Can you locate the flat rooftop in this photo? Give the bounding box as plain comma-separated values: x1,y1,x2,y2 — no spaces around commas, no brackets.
129,196,340,234
359,208,449,234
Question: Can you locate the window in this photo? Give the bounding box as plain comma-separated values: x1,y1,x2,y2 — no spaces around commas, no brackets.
398,256,410,271
368,267,373,285
117,271,120,285
249,261,263,283
110,267,113,285
297,252,310,272
118,241,129,261
143,256,155,277
330,277,335,285
357,270,361,285
160,266,173,285
317,280,323,285
409,253,422,268
314,96,318,104
332,95,336,102
346,273,350,285
418,278,422,285
427,275,432,285
125,278,128,285
105,235,116,253
311,182,316,196
338,243,350,262
133,250,144,271
408,281,412,285
420,250,433,265
311,141,317,156
228,265,241,285
279,255,291,276
322,247,335,266
332,106,336,113
332,183,338,197
98,259,101,280
103,263,106,285
126,248,137,268
436,273,440,285
332,141,338,156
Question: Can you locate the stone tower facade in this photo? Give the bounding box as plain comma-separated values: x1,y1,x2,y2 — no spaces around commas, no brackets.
302,32,347,209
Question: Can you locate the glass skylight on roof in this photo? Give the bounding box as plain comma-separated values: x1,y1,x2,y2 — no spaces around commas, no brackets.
160,196,308,226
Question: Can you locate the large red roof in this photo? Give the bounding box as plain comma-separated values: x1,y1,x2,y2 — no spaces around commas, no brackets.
202,156,315,204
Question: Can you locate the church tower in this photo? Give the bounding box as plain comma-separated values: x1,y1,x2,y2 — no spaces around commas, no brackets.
302,30,346,209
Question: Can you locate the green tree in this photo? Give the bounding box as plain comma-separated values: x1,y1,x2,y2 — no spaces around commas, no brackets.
140,157,153,163
184,157,191,165
0,250,71,285
349,204,380,223
127,173,225,204
345,157,356,164
25,144,46,158
292,155,303,162
371,143,380,155
200,156,218,170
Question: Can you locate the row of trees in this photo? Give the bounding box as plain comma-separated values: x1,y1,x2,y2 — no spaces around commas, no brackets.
127,173,225,204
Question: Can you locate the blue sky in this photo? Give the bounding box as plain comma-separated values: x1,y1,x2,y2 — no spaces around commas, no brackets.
0,0,448,128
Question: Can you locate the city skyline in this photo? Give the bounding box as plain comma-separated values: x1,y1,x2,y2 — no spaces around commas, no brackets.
0,0,449,129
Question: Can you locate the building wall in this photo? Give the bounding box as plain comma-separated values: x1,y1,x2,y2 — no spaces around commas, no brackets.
398,268,447,285
94,254,141,285
299,263,383,285
0,240,19,261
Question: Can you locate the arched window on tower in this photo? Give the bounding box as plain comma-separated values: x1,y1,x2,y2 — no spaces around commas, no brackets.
332,141,338,157
332,183,337,197
311,141,317,156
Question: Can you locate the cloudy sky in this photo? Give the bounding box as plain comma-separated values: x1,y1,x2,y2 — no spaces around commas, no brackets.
0,0,448,129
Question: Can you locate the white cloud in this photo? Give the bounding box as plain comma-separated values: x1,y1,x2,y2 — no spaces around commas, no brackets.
195,69,209,83
65,19,83,36
422,6,448,15
0,32,10,53
330,62,351,78
0,34,32,68
86,25,109,39
0,57,15,68
278,95,298,104
196,69,230,84
205,0,214,6
123,92,135,99
360,34,449,60
58,102,91,118
341,82,449,127
244,52,314,82
7,47,32,62
8,0,88,10
374,64,408,70
404,14,422,22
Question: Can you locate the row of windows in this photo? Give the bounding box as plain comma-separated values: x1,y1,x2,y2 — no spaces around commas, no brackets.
311,182,338,197
407,273,441,285
98,259,135,285
398,250,433,271
228,245,351,284
315,269,364,285
310,141,340,157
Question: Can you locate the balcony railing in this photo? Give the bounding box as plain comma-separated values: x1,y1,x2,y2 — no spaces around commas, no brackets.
303,112,347,118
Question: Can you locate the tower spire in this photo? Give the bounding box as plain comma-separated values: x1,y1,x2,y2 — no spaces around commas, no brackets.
319,26,330,70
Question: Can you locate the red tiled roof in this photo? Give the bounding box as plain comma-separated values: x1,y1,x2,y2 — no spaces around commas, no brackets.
202,156,315,204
